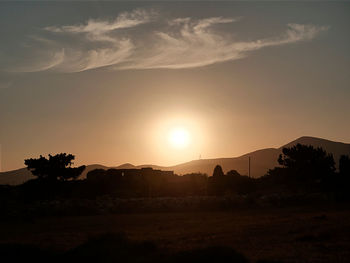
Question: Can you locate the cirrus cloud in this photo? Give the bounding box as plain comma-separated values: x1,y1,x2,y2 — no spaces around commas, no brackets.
3,9,329,72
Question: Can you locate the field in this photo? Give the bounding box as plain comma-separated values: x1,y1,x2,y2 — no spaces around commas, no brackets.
1,205,350,262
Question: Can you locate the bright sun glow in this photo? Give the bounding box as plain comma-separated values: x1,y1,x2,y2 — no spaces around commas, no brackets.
151,113,207,164
168,128,190,149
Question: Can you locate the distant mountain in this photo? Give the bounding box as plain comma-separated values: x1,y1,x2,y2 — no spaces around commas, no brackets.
163,136,350,177
0,164,110,186
0,168,34,185
282,136,350,163
1,136,349,185
167,147,281,178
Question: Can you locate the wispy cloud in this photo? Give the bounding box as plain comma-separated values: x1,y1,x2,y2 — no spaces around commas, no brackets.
70,39,133,72
119,19,328,70
4,9,329,72
14,49,65,73
45,9,155,43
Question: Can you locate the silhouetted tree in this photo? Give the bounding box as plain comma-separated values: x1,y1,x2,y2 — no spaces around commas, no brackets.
213,165,224,177
339,155,350,176
208,165,225,195
24,153,85,182
338,155,350,196
278,144,335,182
226,170,241,177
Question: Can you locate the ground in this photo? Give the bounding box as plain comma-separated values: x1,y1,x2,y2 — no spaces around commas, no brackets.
0,205,349,262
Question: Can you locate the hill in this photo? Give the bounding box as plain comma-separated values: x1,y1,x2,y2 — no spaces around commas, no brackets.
163,136,350,177
167,147,281,178
0,164,110,186
1,136,349,185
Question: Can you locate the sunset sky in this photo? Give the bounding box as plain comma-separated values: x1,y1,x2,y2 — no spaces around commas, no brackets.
1,1,350,171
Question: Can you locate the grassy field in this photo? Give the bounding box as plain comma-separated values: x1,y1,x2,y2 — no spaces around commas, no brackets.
0,205,350,262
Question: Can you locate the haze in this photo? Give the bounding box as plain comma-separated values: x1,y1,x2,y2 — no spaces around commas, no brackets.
1,1,350,171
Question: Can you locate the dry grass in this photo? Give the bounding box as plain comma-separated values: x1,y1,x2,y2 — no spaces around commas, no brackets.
0,205,349,262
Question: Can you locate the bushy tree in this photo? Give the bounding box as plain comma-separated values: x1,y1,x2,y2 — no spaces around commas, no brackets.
213,165,224,177
24,153,85,182
226,170,241,177
277,144,335,182
339,155,350,176
338,155,350,193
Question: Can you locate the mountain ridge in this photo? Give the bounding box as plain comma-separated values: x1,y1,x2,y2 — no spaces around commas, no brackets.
1,136,349,185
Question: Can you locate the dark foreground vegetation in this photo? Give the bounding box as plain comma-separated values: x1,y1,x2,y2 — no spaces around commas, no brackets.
1,144,350,262
0,232,250,263
1,144,349,203
0,144,349,220
1,207,350,263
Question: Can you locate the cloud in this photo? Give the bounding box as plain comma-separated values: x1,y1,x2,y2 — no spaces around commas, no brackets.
66,39,133,72
4,9,329,72
119,17,241,69
46,9,154,34
15,49,65,73
119,19,328,70
45,9,155,43
38,9,155,72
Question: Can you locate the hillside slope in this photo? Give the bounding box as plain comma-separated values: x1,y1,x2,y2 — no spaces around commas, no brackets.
1,136,349,185
163,136,350,177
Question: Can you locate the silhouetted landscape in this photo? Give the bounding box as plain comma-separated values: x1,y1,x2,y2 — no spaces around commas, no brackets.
1,137,350,262
2,136,350,185
1,1,350,262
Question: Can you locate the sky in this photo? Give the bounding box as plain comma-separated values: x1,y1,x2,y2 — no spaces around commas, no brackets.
0,1,350,171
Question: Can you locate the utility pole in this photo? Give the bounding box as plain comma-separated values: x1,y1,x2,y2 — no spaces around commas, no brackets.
0,144,2,172
248,156,251,178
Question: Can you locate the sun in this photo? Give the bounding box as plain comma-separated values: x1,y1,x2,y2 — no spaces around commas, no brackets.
168,128,190,149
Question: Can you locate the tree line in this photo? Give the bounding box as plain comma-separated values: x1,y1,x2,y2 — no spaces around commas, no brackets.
3,144,349,200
